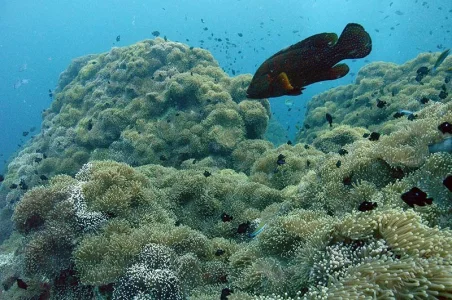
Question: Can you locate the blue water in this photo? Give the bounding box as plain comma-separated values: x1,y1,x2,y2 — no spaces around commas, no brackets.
0,0,450,173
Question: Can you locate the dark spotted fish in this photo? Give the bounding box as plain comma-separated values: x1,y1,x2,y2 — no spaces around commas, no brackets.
246,23,372,99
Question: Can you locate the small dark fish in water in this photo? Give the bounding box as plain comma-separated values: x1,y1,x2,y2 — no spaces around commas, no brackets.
40,175,48,180
326,113,333,127
16,278,28,289
420,97,429,104
444,175,452,192
369,132,380,141
246,23,372,99
152,31,160,37
116,35,120,42
203,170,211,177
22,131,29,137
0,174,4,182
19,179,28,190
159,155,167,161
376,99,387,108
343,175,352,186
287,140,292,145
238,33,243,37
432,48,450,73
276,154,286,166
237,221,250,234
338,149,348,155
439,90,448,99
358,201,378,212
215,249,225,256
221,288,233,300
438,122,452,134
401,187,433,207
304,144,310,149
48,89,53,98
336,160,341,168
87,119,93,131
395,10,404,15
363,133,370,138
415,66,429,83
407,114,417,121
10,183,18,189
393,111,404,118
221,213,233,222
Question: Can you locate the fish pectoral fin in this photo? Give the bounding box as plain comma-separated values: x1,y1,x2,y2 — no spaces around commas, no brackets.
326,63,350,80
274,72,303,95
276,72,294,91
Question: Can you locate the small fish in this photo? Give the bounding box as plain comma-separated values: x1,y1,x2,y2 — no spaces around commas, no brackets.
326,113,333,127
40,175,48,180
152,31,160,37
19,63,28,72
116,35,120,42
284,98,294,107
237,221,250,234
394,109,416,120
443,175,452,192
13,79,29,89
444,175,452,192
276,154,286,166
203,170,211,177
438,122,452,134
432,49,450,73
0,174,4,182
376,99,387,108
22,131,29,137
48,89,53,98
428,137,452,153
343,175,352,186
10,183,18,189
287,140,292,145
358,201,378,212
215,249,225,256
248,223,267,238
159,155,167,161
16,278,28,289
401,187,433,207
87,119,93,131
221,213,233,222
338,149,348,156
246,23,372,99
221,288,233,300
369,132,380,141
439,90,448,99
415,66,429,83
420,97,429,104
336,160,341,168
19,179,28,190
395,10,404,15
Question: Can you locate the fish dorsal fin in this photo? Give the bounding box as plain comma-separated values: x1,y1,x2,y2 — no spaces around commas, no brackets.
269,33,338,59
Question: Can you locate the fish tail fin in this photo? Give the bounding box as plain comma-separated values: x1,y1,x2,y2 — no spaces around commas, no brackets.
336,23,372,59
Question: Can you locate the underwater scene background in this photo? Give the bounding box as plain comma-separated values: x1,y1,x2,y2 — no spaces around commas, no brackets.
0,0,451,299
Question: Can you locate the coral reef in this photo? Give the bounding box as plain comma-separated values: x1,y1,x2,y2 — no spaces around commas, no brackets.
0,44,451,300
